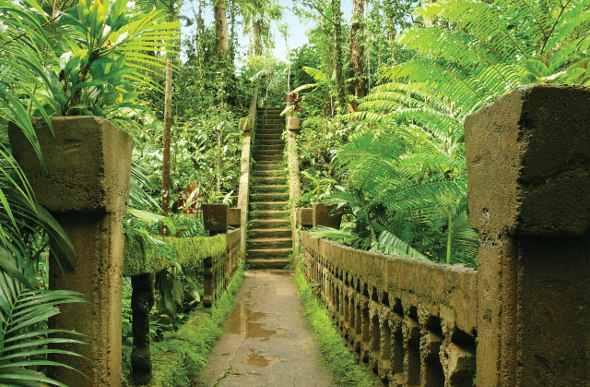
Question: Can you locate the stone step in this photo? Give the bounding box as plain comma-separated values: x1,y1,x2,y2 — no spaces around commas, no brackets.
253,165,285,171
255,143,284,149
256,142,284,148
250,192,289,202
257,110,283,115
246,248,292,258
257,121,282,126
249,228,292,238
254,161,284,166
249,201,289,210
251,185,289,194
251,170,286,177
248,237,292,249
255,135,282,141
255,155,283,162
251,176,288,185
249,218,290,228
256,132,282,138
249,210,290,219
246,258,290,269
255,149,283,156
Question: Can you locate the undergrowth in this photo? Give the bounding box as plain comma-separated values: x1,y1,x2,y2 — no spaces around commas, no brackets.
148,265,245,386
294,263,380,387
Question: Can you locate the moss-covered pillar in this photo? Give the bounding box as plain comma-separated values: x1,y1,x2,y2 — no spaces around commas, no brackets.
203,204,229,307
9,117,132,387
465,84,590,385
131,273,155,385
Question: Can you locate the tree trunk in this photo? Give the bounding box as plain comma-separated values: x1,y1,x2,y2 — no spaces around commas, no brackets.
332,0,346,111
229,0,236,62
161,5,175,235
214,0,229,60
253,19,263,56
350,0,365,99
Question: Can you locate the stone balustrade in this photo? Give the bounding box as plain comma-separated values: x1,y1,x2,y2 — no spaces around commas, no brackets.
300,232,477,386
297,84,590,386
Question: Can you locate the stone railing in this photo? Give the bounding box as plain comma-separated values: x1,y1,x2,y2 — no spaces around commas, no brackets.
297,84,590,386
125,203,241,385
237,87,259,256
299,232,477,385
9,118,243,387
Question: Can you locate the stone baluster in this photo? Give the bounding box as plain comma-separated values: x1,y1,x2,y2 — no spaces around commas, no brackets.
203,204,229,307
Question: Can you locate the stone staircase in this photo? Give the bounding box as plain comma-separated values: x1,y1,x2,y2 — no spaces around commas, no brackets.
246,108,292,269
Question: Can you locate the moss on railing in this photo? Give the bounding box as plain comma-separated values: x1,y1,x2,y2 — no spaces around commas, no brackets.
123,234,227,277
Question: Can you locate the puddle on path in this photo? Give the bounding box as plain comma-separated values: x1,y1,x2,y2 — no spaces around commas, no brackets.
228,303,277,341
246,350,271,367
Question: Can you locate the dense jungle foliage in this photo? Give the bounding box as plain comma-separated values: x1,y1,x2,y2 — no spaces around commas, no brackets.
1,0,589,384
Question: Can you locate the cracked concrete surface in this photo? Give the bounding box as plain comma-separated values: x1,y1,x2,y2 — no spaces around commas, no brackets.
199,270,332,387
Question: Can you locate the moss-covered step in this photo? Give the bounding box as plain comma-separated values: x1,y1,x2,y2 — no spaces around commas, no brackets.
255,143,284,150
246,258,290,269
248,237,292,249
251,177,288,186
251,184,289,194
248,228,291,239
246,248,291,259
254,155,283,162
249,201,289,211
250,192,289,202
249,210,290,219
249,218,290,229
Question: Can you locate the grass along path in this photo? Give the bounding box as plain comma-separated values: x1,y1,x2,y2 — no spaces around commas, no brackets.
147,266,246,386
294,264,380,386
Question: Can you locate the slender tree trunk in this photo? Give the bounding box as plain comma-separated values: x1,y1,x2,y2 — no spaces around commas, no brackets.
229,0,236,62
253,19,263,56
332,0,346,111
216,131,223,191
214,0,229,60
350,0,365,99
214,0,229,106
161,5,175,235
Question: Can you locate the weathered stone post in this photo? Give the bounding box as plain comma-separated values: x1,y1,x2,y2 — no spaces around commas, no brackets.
9,117,132,387
313,202,343,229
203,204,229,307
465,84,590,385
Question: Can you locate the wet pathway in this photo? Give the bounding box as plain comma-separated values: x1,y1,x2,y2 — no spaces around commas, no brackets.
200,270,332,386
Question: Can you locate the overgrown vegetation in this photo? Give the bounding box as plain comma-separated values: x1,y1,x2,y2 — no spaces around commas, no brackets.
294,262,379,387
293,0,590,268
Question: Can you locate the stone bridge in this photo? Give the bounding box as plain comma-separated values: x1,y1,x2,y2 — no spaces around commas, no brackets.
9,84,590,386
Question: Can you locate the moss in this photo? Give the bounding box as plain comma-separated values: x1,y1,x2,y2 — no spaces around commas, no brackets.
294,263,380,387
123,234,227,277
150,266,245,386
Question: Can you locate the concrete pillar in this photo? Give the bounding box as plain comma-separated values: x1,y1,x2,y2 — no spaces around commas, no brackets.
203,203,229,236
9,116,132,387
313,202,343,228
465,84,590,385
